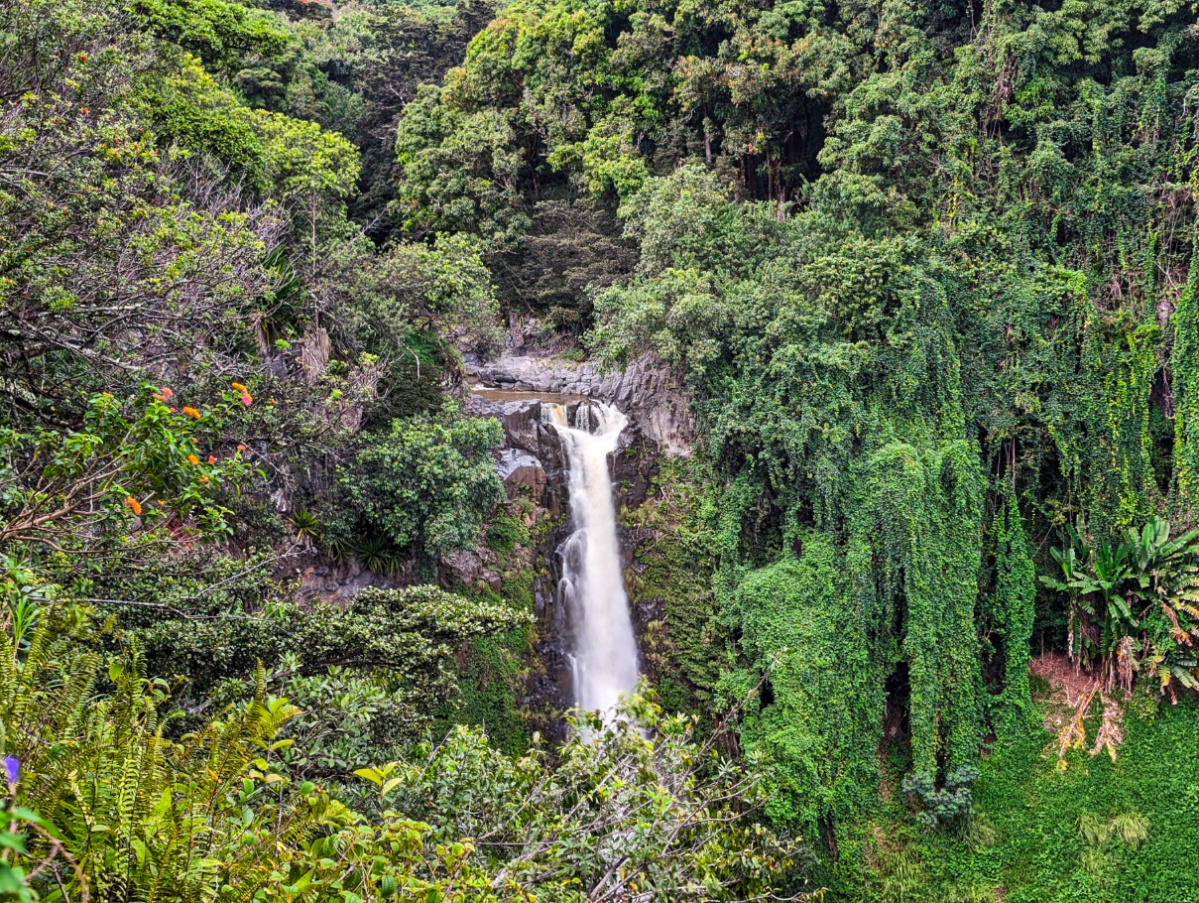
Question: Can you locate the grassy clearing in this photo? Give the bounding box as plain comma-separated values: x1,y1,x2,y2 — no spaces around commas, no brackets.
829,675,1199,902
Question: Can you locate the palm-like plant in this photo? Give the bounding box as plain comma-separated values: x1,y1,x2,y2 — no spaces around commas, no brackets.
1041,517,1199,695
289,509,321,543
354,534,403,578
1124,518,1199,693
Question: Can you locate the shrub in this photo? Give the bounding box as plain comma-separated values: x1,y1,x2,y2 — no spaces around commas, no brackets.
335,403,504,560
901,765,980,831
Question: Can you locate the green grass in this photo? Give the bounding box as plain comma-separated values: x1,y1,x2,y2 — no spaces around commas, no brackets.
827,693,1199,902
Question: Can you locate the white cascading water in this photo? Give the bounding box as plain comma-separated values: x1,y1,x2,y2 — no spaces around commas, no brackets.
545,402,640,715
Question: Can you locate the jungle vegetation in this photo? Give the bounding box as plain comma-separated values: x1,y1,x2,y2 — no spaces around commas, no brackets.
2,0,1199,899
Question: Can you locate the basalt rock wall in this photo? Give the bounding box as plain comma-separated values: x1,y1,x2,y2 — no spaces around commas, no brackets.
466,352,695,457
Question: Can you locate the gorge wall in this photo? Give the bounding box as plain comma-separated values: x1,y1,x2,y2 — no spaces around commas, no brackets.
456,350,700,734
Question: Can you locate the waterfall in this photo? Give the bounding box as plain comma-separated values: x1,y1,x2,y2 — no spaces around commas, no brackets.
545,401,640,716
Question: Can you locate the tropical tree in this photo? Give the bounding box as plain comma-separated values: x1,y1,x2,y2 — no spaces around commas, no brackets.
1041,517,1199,697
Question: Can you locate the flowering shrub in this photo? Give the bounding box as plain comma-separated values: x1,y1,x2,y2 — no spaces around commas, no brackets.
0,384,256,550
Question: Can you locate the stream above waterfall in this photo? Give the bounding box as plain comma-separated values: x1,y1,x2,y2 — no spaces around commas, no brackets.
468,385,587,405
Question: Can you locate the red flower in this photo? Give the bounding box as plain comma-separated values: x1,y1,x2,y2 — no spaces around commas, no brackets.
240,392,253,407
160,387,174,400
207,456,217,464
237,444,247,452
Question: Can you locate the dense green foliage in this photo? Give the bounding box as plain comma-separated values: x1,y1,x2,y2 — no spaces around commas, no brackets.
3,614,793,902
722,538,881,829
390,0,1199,888
0,0,802,898
7,0,1199,897
423,0,1198,835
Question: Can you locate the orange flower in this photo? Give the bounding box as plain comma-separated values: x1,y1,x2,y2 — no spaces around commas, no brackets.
168,407,176,413
124,496,142,515
207,455,217,464
200,475,209,484
240,393,252,407
182,406,200,419
153,394,166,402
231,382,246,392
188,454,199,465
237,444,246,452
157,500,165,506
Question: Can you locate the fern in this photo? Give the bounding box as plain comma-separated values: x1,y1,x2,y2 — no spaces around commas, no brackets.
0,608,331,903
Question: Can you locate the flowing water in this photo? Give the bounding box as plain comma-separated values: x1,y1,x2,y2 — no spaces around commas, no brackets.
545,402,640,716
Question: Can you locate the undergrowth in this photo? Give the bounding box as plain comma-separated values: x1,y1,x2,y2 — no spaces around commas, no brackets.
827,692,1199,902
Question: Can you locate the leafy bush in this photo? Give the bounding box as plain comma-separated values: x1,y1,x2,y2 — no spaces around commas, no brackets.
900,765,980,831
131,0,288,66
335,403,504,560
125,583,531,748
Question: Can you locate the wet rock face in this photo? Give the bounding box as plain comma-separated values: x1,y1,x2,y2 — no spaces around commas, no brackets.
496,449,546,500
440,546,503,592
454,395,570,736
294,555,403,605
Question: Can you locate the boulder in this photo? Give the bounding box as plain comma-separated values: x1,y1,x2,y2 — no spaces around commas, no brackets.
441,547,502,592
465,392,568,515
496,448,546,499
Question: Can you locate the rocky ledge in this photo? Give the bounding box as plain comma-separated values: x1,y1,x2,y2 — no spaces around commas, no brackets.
465,352,695,457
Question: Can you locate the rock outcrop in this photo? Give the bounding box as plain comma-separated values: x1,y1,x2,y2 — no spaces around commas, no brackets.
466,352,695,457
464,395,571,512
293,555,402,604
